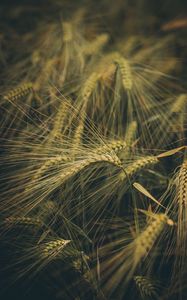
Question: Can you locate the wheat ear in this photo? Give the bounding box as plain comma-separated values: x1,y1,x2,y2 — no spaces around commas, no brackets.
32,155,71,183
176,159,187,256
101,213,173,296
62,22,73,42
107,52,133,91
134,275,158,298
83,33,109,55
171,94,187,113
5,216,43,227
3,83,34,101
119,156,159,182
96,140,126,155
125,121,137,147
42,238,71,259
59,153,123,184
73,72,101,147
81,72,101,101
134,213,172,261
73,120,85,149
47,100,71,144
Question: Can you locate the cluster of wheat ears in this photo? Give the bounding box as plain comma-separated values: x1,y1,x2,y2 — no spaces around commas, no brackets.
0,2,187,300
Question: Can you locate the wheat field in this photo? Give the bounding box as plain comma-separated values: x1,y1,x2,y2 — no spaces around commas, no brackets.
0,1,187,299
